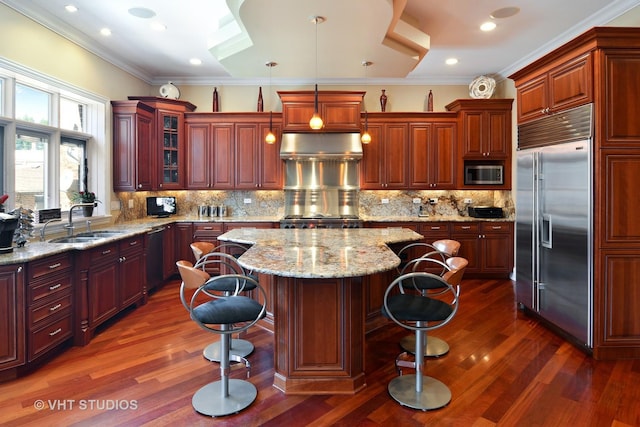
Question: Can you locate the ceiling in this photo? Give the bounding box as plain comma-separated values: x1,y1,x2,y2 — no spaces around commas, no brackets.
3,0,640,86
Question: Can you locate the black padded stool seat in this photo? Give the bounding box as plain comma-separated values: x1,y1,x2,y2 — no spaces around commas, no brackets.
382,271,460,411
178,262,267,417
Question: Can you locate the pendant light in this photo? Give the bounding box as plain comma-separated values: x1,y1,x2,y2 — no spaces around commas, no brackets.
361,61,372,144
309,16,325,130
265,61,277,144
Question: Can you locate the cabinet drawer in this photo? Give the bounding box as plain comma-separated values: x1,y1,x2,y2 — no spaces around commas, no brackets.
481,222,512,233
120,236,144,253
28,253,72,281
418,223,450,233
29,273,73,305
29,313,73,361
451,223,480,233
193,223,224,233
29,292,73,326
90,243,119,264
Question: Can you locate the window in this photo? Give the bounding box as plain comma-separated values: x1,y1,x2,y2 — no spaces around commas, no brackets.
0,59,107,218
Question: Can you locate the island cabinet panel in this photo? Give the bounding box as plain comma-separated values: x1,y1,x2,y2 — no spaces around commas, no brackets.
26,253,74,361
360,121,409,189
273,276,366,394
409,121,457,189
0,264,25,378
278,91,364,133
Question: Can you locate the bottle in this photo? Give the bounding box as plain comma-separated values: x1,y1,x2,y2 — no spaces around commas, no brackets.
257,87,264,112
380,89,387,112
427,90,434,112
212,87,219,112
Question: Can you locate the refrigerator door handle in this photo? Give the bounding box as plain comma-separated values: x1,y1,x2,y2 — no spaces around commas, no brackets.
541,213,552,248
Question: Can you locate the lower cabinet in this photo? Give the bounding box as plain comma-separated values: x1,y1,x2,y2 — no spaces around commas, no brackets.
0,264,25,378
451,222,513,278
27,253,74,361
162,223,176,279
173,222,194,265
76,235,146,345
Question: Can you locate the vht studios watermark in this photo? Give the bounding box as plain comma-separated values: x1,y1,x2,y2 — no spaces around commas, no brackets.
33,399,138,411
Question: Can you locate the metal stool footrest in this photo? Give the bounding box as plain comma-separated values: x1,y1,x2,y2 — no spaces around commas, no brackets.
395,352,415,375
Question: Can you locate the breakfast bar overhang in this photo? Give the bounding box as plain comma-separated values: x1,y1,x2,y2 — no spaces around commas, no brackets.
217,227,422,395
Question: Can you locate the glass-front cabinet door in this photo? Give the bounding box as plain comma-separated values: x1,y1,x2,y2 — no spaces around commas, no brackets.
161,112,181,188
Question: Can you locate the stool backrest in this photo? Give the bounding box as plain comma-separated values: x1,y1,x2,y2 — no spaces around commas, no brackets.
442,256,468,286
176,260,210,289
432,239,461,256
191,241,215,261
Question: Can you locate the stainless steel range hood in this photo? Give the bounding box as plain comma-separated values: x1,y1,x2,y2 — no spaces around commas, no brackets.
280,133,363,160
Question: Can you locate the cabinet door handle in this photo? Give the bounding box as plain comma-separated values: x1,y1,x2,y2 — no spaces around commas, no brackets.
49,262,62,269
102,249,112,255
49,283,62,291
49,328,62,337
50,303,62,312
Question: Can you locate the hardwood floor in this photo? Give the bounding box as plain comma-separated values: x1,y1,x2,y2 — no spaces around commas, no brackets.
1,277,639,426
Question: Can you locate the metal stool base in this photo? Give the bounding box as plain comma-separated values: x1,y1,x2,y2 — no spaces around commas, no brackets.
203,339,254,362
400,335,449,357
192,379,257,417
388,374,451,411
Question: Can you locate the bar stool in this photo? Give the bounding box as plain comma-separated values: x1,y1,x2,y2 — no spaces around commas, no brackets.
395,240,463,357
177,261,266,417
382,269,460,410
190,244,257,362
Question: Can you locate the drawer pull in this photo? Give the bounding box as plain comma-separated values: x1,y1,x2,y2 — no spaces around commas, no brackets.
49,328,62,337
102,249,112,255
49,303,62,312
49,283,62,291
430,226,441,230
461,226,471,230
49,262,62,269
129,241,138,246
491,226,503,230
203,226,213,230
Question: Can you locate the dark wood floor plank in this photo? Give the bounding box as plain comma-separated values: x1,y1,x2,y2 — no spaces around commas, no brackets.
1,278,640,426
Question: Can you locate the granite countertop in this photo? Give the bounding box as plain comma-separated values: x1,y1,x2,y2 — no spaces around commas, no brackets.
218,227,423,278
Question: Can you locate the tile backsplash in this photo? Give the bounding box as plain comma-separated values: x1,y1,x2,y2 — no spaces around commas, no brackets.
115,189,513,222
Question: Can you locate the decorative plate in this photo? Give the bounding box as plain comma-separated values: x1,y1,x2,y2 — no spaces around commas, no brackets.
159,81,180,99
469,75,496,99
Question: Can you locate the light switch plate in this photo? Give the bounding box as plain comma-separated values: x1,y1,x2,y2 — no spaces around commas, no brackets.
412,198,422,204
128,199,134,208
381,198,390,204
244,198,252,204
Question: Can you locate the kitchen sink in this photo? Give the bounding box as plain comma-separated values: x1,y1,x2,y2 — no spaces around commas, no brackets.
48,236,104,244
76,230,127,238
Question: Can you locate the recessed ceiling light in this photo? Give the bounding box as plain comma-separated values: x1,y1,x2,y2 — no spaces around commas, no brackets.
445,58,458,65
65,4,77,13
490,7,520,19
190,58,202,65
150,22,167,31
128,7,156,19
480,21,497,32
100,28,112,37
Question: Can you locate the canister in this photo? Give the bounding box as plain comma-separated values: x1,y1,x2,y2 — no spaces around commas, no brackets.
219,205,227,217
209,205,218,217
198,205,209,217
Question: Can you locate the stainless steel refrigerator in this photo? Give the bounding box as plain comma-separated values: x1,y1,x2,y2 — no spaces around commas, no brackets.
515,104,593,349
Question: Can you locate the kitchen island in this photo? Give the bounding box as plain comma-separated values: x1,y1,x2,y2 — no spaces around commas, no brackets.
218,227,422,395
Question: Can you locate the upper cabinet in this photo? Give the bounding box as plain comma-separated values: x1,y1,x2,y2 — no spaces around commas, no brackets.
408,118,457,189
184,113,283,190
278,91,364,133
360,117,408,189
513,54,592,123
112,97,196,191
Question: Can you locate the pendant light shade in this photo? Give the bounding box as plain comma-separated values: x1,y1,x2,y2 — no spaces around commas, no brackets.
309,16,325,130
265,61,277,144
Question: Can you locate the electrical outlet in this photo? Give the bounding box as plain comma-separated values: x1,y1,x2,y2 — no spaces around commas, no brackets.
128,199,134,208
381,198,390,204
464,198,473,204
412,198,422,204
243,198,252,204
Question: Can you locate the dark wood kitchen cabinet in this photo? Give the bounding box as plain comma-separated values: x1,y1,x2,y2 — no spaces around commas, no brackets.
510,27,640,359
278,91,364,132
162,223,176,279
185,113,283,190
409,119,457,189
0,264,24,379
173,222,194,265
27,253,74,362
360,118,409,189
514,53,592,123
450,222,512,278
112,97,196,191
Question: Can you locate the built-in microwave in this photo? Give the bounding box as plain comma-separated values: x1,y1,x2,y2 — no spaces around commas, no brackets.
464,164,504,185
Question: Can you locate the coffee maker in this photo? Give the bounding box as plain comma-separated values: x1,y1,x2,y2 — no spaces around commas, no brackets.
0,213,18,254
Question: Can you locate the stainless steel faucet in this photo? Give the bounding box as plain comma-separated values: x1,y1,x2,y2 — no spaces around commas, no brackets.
66,203,95,236
40,218,61,241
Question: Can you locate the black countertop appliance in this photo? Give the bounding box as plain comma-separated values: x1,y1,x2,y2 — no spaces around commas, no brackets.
468,206,504,219
0,213,18,254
